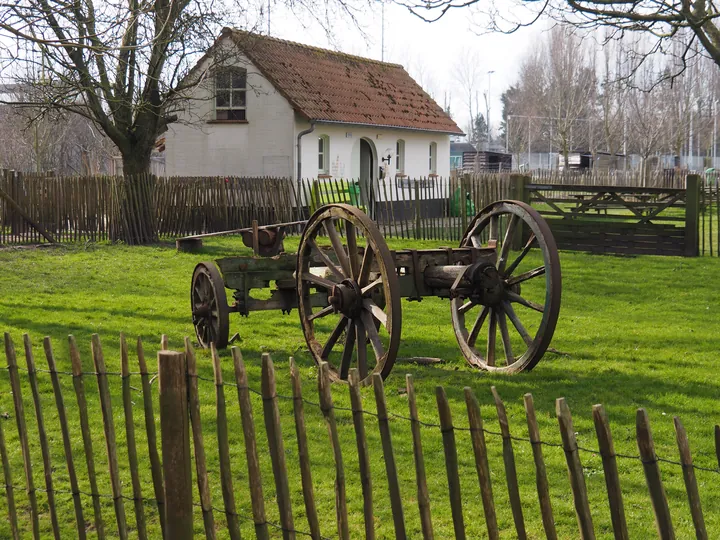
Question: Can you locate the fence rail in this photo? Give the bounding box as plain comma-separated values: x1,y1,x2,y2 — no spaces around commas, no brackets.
0,332,719,538
2,169,720,255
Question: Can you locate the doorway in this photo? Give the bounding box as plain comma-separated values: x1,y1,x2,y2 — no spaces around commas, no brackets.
359,138,376,217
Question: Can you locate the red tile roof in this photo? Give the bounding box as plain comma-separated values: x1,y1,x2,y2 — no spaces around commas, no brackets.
224,29,463,134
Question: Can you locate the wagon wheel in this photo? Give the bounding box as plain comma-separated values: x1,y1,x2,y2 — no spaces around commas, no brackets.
297,204,401,386
191,262,231,349
453,200,561,372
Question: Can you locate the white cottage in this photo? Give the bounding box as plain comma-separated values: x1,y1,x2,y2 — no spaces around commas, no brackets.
164,29,462,194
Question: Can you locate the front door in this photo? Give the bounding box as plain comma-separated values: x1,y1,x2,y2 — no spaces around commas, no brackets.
360,139,375,217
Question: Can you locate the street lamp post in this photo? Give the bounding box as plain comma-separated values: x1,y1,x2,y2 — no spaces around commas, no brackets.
485,70,494,151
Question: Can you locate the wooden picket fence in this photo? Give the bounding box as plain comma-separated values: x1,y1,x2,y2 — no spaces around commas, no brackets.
0,331,719,538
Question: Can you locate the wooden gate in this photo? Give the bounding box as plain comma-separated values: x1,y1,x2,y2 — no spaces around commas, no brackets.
521,175,700,256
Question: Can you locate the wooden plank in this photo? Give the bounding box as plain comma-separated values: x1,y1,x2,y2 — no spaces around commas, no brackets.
4,333,41,539
348,368,375,539
373,373,406,539
318,362,349,540
523,394,557,540
464,388,498,540
262,353,295,540
0,342,19,539
406,374,433,540
436,386,465,539
69,335,106,538
120,334,147,540
673,417,707,540
92,334,129,539
185,339,216,540
136,338,167,538
158,350,193,540
556,398,595,540
592,405,628,540
636,408,674,539
23,335,61,539
491,386,526,539
289,357,321,540
211,345,242,540
231,347,269,540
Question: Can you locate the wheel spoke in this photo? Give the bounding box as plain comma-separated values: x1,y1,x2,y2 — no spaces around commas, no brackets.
361,311,385,360
468,305,489,347
345,221,360,279
302,272,337,290
309,239,344,280
506,266,545,286
355,318,368,380
358,247,374,287
324,219,352,277
497,214,519,273
361,277,383,295
340,319,357,379
489,215,499,248
363,298,387,327
506,290,544,313
308,305,335,321
503,301,533,346
469,234,482,248
486,309,497,366
497,306,514,366
459,300,476,314
321,316,348,359
505,233,536,277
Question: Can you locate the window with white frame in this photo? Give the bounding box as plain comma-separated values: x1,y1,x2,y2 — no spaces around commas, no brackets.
396,139,406,174
429,142,438,174
318,135,330,175
215,69,247,121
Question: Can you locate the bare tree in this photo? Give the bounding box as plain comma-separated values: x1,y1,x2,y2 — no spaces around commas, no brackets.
452,50,483,144
400,1,720,77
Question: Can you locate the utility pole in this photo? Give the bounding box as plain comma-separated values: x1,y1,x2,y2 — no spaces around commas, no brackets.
485,70,494,151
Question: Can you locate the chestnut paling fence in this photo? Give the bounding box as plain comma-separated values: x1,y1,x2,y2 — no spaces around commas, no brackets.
0,332,719,538
2,168,720,255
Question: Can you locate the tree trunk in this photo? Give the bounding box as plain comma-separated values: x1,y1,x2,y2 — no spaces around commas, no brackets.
116,148,158,244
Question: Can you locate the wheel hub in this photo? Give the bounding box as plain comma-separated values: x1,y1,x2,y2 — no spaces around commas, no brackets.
467,262,505,306
328,279,363,317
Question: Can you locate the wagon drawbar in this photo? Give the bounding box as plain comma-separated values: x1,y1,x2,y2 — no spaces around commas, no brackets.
189,201,561,385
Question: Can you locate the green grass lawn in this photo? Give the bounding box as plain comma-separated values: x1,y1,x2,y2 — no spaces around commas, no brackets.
1,237,719,538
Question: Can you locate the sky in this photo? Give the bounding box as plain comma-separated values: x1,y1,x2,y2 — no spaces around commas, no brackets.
257,0,546,138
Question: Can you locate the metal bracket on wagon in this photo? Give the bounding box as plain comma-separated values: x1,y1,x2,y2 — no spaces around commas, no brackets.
188,201,562,384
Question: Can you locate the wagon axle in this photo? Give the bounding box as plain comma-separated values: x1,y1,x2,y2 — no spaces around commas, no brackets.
190,201,562,385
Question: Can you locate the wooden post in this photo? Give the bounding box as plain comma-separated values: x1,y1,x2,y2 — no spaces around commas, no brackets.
592,405,628,540
636,409,674,540
461,173,470,236
263,353,295,540
4,333,40,539
349,369,375,540
318,362,349,540
158,350,193,540
509,175,529,249
523,394,557,540
290,358,322,540
185,339,216,540
464,388,498,540
373,373,406,539
491,386,526,540
406,375,433,540
556,398,595,540
673,417,707,540
414,180,421,240
436,386,465,540
685,174,701,257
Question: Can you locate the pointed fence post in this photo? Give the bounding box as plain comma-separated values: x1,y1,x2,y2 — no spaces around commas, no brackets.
158,350,193,540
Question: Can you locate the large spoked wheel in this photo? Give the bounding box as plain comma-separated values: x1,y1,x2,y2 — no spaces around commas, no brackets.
297,204,401,386
191,262,231,349
453,200,561,373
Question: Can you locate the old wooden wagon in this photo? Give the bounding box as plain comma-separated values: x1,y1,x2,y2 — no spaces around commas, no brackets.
188,201,561,385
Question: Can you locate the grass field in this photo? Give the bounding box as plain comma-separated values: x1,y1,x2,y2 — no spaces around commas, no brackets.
1,237,719,538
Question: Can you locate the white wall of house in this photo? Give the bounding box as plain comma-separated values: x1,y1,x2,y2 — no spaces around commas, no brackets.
164,53,295,178
296,121,451,181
